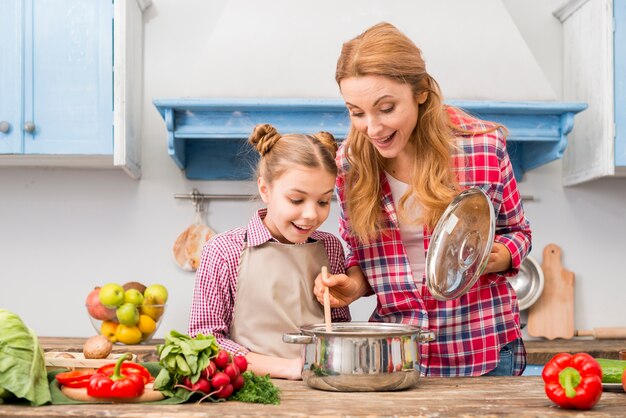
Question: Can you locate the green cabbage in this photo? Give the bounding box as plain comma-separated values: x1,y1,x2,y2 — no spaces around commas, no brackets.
0,309,51,406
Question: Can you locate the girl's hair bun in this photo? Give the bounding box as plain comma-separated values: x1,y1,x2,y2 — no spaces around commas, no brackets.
249,123,282,156
314,131,339,155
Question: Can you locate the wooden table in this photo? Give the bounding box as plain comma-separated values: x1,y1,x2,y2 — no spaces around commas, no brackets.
1,376,624,417
1,337,620,417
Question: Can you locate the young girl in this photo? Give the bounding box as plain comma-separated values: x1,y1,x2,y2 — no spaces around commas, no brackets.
188,123,351,380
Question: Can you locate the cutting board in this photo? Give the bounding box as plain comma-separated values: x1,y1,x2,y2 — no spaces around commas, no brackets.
527,244,575,339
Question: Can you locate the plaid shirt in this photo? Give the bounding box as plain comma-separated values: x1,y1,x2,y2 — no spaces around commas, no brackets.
336,106,531,376
188,208,351,354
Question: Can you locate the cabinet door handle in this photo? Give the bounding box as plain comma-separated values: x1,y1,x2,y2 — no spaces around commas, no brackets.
0,121,10,134
24,121,35,133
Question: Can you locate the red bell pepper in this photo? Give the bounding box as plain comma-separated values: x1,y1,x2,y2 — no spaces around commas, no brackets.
55,370,95,388
542,352,603,410
87,353,146,398
96,358,152,384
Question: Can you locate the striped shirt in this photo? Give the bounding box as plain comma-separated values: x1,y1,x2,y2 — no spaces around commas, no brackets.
188,208,351,354
336,106,532,376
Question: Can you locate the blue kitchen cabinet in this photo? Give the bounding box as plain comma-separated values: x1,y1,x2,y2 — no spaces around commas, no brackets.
153,98,586,181
0,0,148,178
558,0,626,185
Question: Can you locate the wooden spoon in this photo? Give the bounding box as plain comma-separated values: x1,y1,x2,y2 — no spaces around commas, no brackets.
322,266,332,332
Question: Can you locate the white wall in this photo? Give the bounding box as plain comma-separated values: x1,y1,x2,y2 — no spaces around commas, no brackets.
1,0,624,340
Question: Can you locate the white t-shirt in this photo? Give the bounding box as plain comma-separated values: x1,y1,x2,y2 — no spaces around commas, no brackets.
384,172,426,282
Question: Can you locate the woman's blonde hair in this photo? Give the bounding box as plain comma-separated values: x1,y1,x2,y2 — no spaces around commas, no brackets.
336,22,499,242
249,123,339,184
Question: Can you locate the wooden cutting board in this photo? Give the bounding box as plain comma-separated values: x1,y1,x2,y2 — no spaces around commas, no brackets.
527,244,575,339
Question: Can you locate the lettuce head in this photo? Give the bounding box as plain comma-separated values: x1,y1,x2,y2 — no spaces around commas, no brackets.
0,309,51,406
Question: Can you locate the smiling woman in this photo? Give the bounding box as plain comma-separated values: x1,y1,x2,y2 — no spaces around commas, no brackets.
313,21,533,378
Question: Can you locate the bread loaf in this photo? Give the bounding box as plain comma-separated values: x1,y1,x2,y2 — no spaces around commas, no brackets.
173,222,214,271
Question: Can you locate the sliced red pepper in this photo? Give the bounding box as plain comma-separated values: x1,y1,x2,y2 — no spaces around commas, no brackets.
55,370,95,388
96,358,152,384
87,353,146,398
542,352,603,410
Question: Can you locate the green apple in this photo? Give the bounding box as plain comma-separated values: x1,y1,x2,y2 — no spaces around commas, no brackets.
99,283,126,308
143,284,168,305
124,288,144,306
116,302,140,326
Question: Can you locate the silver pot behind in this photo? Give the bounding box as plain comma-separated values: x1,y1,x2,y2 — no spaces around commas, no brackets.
283,322,435,392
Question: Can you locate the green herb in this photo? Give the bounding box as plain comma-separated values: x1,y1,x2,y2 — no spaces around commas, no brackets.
153,330,220,398
229,371,281,405
0,309,51,406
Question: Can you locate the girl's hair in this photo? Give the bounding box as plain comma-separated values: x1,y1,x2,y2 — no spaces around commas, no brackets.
335,22,500,242
248,123,339,184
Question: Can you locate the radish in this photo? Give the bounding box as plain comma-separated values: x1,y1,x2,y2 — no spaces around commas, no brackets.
215,383,234,399
214,350,230,369
232,374,245,391
210,372,230,390
233,355,248,373
201,360,217,379
181,376,193,388
191,377,211,394
224,363,240,383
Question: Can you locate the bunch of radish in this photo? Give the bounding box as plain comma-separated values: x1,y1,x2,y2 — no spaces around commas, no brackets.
178,349,248,401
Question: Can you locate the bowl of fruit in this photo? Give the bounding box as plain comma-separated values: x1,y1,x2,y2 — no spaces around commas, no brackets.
85,282,168,345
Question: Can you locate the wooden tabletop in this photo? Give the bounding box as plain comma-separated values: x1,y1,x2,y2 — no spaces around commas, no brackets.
1,376,624,417
0,337,620,417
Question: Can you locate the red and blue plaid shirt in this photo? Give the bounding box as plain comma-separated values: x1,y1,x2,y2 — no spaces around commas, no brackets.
336,106,531,376
188,208,351,354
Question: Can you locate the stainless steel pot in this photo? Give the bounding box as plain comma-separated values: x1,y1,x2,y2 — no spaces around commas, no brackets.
283,322,435,392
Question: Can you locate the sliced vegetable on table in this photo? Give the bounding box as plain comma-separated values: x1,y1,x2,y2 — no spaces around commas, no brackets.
55,370,95,389
542,352,603,410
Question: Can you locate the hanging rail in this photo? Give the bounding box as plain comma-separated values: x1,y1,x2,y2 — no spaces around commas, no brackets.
174,188,257,201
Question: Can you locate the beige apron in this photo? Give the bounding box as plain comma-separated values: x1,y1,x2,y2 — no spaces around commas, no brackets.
230,238,328,358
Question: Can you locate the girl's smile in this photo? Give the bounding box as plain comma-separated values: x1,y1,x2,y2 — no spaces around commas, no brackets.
259,166,335,244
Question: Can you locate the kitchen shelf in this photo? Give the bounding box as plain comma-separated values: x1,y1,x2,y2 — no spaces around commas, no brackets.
153,98,587,181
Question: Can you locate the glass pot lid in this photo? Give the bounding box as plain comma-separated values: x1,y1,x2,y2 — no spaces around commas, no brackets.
425,187,495,301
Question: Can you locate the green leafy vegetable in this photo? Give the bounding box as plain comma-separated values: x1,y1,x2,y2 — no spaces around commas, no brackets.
0,309,51,406
229,371,281,405
153,330,220,398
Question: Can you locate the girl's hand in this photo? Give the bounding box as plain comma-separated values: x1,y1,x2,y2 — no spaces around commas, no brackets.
245,352,303,380
313,266,370,307
483,242,512,274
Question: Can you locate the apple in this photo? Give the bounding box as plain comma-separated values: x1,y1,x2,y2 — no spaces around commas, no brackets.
86,287,116,321
99,283,126,308
116,302,139,326
143,284,168,305
124,288,144,306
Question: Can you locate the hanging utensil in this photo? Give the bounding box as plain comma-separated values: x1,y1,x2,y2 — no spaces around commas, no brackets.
172,190,215,272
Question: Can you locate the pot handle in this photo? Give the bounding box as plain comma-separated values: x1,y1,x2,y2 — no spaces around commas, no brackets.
419,330,436,342
282,333,314,344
